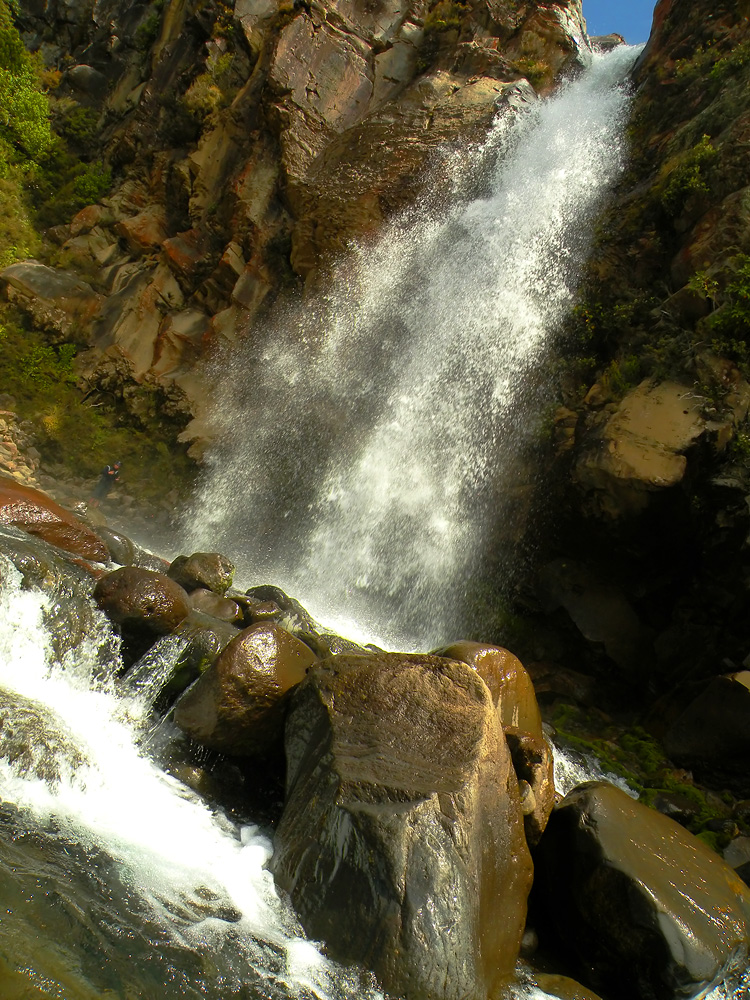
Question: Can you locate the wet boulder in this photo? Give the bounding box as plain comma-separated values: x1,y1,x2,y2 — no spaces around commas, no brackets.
534,781,750,1000
189,587,244,624
173,622,318,755
0,688,88,785
93,566,191,635
0,477,108,562
271,652,533,1000
436,641,554,845
534,974,603,1000
168,552,235,595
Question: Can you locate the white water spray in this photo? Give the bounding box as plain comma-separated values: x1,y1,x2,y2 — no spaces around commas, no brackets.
189,46,639,649
0,562,371,999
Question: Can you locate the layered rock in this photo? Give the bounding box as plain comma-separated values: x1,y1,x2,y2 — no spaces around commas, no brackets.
8,0,592,454
271,651,533,1000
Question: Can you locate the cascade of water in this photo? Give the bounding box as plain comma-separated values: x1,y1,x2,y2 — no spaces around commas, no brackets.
0,562,377,999
188,45,640,650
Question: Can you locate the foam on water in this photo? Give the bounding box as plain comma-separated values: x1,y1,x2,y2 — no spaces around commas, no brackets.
0,561,367,999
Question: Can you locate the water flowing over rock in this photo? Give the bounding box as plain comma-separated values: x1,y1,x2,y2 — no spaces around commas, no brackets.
271,651,533,1000
0,688,88,784
534,781,750,1000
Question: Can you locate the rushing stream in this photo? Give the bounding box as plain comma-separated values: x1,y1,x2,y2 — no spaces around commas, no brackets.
2,45,749,1000
189,45,640,650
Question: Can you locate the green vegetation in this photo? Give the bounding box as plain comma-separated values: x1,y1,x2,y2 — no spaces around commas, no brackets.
659,135,718,216
182,51,238,120
552,704,735,849
705,253,750,365
0,307,194,499
423,0,467,34
511,56,551,90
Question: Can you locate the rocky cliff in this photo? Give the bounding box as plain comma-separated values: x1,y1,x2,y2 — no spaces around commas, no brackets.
7,0,588,456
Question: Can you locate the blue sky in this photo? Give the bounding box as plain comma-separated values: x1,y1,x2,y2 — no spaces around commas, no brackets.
582,0,656,44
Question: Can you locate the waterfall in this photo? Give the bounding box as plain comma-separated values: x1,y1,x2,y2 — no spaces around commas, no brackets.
0,562,377,1000
188,45,640,650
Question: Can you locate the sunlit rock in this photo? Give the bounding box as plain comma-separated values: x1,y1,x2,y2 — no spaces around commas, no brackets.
0,477,108,562
533,973,604,1000
271,652,533,1000
167,551,235,595
0,261,103,339
574,379,706,517
534,781,750,1000
93,565,191,635
173,622,318,755
435,641,554,844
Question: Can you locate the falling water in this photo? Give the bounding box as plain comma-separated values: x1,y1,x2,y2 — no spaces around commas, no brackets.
189,45,640,650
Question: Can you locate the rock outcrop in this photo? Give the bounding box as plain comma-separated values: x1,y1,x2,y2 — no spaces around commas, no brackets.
0,477,108,562
271,651,533,1000
7,0,591,454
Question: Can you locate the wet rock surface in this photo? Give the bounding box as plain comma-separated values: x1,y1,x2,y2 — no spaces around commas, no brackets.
93,565,191,635
173,622,318,755
0,477,108,562
534,781,750,1000
271,651,533,1000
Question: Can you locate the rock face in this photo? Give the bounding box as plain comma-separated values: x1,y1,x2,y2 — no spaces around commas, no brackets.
8,0,591,454
573,380,707,518
0,477,108,562
435,640,554,845
173,622,318,754
271,652,533,1000
534,782,750,1000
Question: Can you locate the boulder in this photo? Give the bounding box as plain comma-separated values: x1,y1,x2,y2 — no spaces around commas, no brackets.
93,566,191,635
271,652,533,1000
173,622,318,755
663,671,750,793
534,781,750,1000
168,551,235,595
0,477,108,562
435,641,544,737
189,588,243,624
435,641,554,844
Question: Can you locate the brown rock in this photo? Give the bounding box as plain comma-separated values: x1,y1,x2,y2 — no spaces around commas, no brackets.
436,640,544,738
505,727,555,846
168,551,235,594
173,622,318,755
189,587,243,624
574,379,706,518
271,652,533,1000
93,566,191,634
0,477,108,562
0,261,103,339
535,782,750,1000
